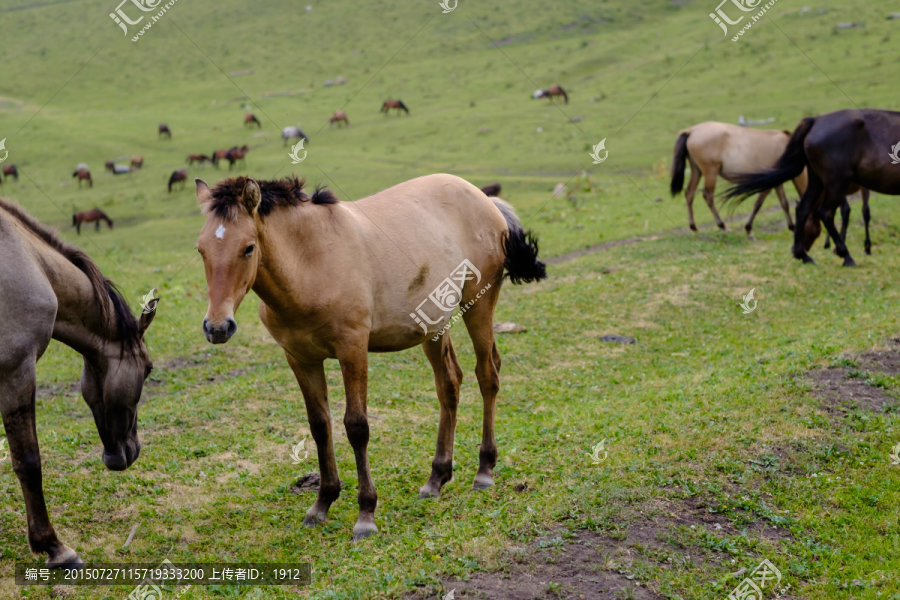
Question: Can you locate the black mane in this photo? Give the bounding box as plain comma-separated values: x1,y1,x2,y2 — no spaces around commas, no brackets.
209,175,339,221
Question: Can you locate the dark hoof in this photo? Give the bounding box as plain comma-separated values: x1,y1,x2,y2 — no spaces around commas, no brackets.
865,244,872,255
843,256,857,267
824,241,831,249
472,474,494,490
689,224,698,232
787,223,795,231
717,222,727,231
352,522,378,541
801,255,816,265
47,548,83,570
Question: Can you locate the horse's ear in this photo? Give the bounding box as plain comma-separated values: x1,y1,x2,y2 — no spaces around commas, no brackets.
196,179,213,209
139,298,159,337
242,179,261,214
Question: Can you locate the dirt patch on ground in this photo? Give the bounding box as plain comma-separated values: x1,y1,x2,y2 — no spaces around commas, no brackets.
408,495,795,600
807,341,900,415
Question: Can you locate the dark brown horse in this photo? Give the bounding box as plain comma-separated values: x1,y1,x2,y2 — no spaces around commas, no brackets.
73,208,113,234
159,123,172,139
808,188,873,255
130,156,144,169
2,164,18,181
187,154,211,165
0,198,157,567
105,160,115,172
72,169,93,188
480,183,502,197
727,109,900,266
225,145,249,170
168,168,188,192
211,147,237,168
381,100,409,115
532,85,568,104
244,113,261,128
329,110,350,127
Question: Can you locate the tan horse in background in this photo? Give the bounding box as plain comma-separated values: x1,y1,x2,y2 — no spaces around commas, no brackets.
0,198,158,567
194,174,546,540
671,122,808,237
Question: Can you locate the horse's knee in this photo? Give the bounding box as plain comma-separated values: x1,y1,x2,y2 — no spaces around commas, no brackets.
343,415,370,448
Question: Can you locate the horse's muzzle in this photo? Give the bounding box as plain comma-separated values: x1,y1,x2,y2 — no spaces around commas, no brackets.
102,440,139,471
203,317,237,344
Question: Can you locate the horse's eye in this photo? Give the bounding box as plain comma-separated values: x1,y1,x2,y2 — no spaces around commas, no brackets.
243,245,255,257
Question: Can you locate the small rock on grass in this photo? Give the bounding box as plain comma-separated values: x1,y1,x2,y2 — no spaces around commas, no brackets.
599,334,636,344
494,322,527,333
290,473,344,494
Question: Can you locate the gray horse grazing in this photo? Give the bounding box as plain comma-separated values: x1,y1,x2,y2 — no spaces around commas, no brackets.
0,198,158,567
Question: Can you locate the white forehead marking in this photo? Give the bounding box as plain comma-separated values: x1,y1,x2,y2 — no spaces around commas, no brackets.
215,224,226,239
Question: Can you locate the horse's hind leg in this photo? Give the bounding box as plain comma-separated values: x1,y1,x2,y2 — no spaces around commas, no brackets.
744,189,770,239
419,334,463,499
818,186,856,267
684,158,702,232
700,167,727,230
774,184,795,231
462,284,502,490
285,356,342,528
838,198,851,246
862,189,872,255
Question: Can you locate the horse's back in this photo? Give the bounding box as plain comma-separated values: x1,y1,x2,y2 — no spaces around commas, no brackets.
0,206,58,365
686,122,789,174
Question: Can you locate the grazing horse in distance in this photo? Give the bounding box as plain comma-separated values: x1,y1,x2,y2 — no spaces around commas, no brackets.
168,168,188,192
329,110,349,127
159,123,172,139
72,168,93,188
244,113,261,128
130,156,144,169
225,145,249,170
194,174,546,541
282,126,308,145
532,84,568,104
727,109,900,266
187,154,211,166
480,183,502,197
0,198,157,568
105,160,115,172
671,122,806,236
2,164,18,181
73,208,113,234
211,147,237,168
381,99,409,115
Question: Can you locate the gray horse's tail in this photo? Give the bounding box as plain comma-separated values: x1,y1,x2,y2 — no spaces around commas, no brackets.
492,198,547,284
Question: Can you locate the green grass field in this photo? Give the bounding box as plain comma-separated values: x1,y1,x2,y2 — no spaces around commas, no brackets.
1,0,900,598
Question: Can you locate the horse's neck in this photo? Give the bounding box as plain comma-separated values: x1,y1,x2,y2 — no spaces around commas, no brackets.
39,249,112,360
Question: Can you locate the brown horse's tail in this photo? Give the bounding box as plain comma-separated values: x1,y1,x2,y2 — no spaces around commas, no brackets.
670,131,690,196
726,118,815,204
492,198,547,284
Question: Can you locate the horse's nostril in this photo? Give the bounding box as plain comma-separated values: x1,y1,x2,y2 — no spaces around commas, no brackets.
202,318,210,335
225,319,237,337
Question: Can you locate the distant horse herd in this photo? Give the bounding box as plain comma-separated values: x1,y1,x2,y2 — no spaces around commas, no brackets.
1,84,898,568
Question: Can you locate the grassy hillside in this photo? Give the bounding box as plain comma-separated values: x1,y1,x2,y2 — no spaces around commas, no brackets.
1,0,900,598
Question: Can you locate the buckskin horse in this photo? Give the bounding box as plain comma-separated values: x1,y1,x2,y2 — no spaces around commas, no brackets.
73,208,113,234
380,99,409,115
194,174,546,540
671,121,806,237
727,109,900,266
0,198,158,567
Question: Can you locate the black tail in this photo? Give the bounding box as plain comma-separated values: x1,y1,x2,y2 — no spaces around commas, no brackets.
492,198,547,284
725,118,814,204
670,132,690,196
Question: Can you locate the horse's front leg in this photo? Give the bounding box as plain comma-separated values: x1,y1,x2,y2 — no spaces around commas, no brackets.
337,341,378,540
0,359,81,568
285,354,341,527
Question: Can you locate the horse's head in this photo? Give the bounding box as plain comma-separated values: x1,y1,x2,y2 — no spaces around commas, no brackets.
195,178,262,344
82,295,158,471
